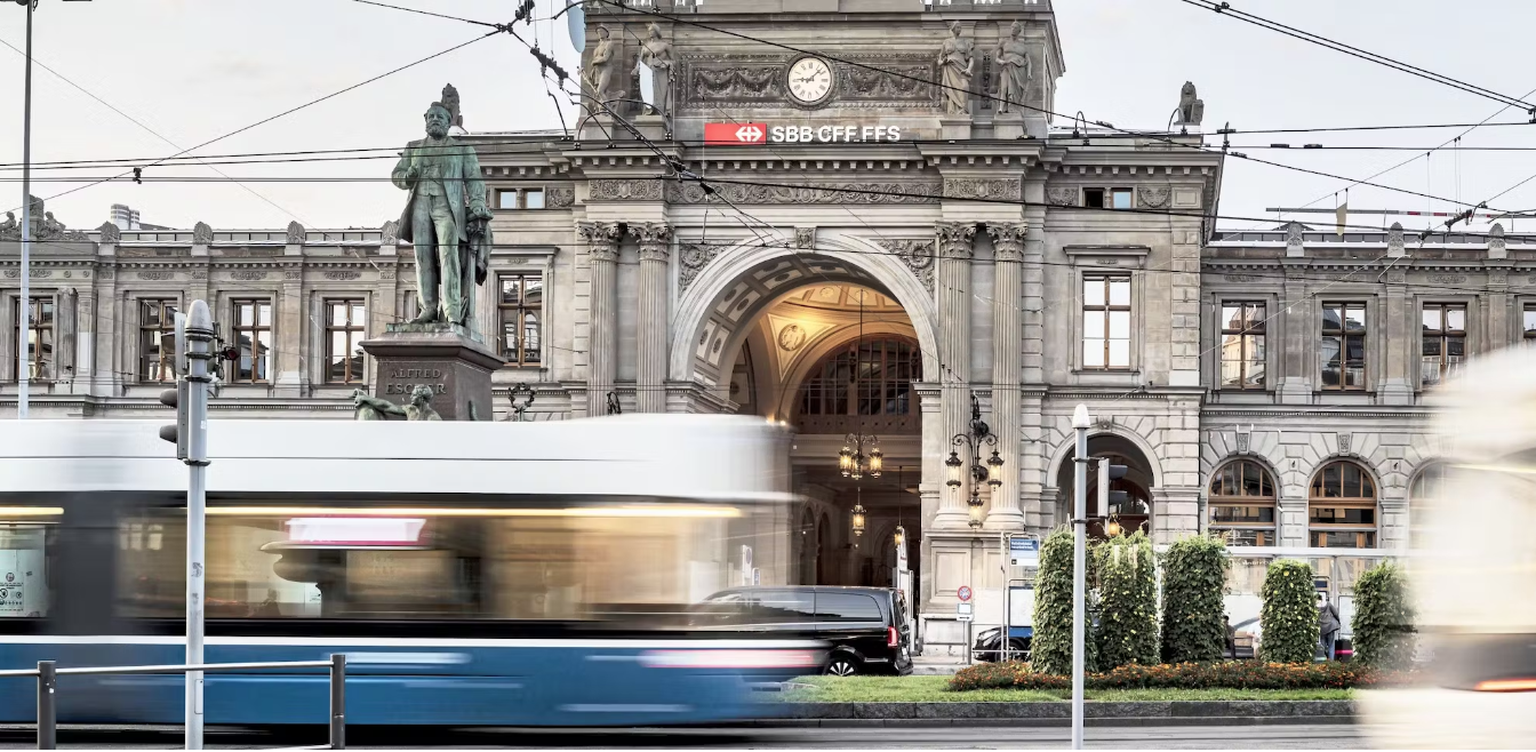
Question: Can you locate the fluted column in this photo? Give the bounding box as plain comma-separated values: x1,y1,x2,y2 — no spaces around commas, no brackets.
635,222,672,413
984,223,1026,531
579,221,624,416
932,221,977,530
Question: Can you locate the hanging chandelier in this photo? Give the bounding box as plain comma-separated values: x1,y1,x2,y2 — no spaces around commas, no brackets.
839,433,883,480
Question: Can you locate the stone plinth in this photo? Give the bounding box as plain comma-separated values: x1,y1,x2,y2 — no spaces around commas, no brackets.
360,323,503,421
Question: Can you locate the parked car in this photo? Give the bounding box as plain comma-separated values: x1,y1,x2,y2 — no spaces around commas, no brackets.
694,586,913,676
972,626,1031,663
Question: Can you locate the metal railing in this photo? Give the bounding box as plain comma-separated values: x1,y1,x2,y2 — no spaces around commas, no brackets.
0,655,346,750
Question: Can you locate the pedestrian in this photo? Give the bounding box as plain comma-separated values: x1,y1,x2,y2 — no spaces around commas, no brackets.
1223,615,1236,659
1317,593,1341,661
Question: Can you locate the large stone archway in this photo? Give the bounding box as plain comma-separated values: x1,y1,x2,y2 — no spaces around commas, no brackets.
670,235,941,391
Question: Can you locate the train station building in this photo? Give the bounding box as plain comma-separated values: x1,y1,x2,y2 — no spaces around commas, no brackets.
0,0,1514,647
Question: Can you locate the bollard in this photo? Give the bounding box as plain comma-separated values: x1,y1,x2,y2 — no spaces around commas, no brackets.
36,661,55,751
329,654,346,750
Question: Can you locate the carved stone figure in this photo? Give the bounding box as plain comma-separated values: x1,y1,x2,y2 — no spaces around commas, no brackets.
381,219,399,246
286,221,305,245
392,99,493,327
994,21,1032,114
352,385,442,421
635,23,674,120
938,22,976,116
40,212,65,237
441,83,464,130
0,212,16,238
584,25,625,106
193,221,214,245
1175,81,1205,127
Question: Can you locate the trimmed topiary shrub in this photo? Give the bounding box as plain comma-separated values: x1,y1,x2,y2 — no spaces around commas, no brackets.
1030,526,1098,675
949,659,1419,692
1260,559,1320,664
1353,561,1415,669
1095,530,1159,669
1160,534,1231,664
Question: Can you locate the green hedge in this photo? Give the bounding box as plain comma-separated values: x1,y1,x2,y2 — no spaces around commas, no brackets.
1030,527,1098,675
1353,562,1415,669
1159,534,1230,664
1260,559,1321,663
1095,530,1159,669
949,660,1416,692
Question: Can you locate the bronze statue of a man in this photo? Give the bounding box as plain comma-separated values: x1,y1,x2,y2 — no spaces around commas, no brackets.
392,100,493,328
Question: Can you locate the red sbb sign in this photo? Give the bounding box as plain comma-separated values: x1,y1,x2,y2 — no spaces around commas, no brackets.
704,123,768,145
703,123,904,145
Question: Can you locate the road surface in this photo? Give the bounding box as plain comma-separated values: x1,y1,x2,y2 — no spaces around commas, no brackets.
0,723,1367,749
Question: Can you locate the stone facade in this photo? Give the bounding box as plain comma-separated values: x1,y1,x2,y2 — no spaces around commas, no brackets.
2,0,1501,650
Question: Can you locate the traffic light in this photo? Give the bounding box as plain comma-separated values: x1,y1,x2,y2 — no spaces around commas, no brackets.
158,311,190,460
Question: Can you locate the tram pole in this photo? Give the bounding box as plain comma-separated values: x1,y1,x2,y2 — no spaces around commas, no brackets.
182,300,214,750
1070,404,1091,750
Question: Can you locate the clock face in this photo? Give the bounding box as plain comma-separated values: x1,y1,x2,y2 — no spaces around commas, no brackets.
787,57,833,104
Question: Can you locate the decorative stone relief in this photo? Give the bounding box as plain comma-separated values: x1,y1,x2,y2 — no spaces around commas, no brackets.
679,242,724,291
546,186,576,208
231,270,269,281
97,222,121,243
681,54,940,109
987,223,1027,261
1387,222,1406,257
589,179,664,202
381,220,399,246
795,227,815,249
878,239,936,293
936,222,977,260
1235,430,1251,454
286,221,306,245
284,269,302,281
1223,274,1258,283
99,268,115,280
191,269,209,281
324,270,363,281
382,267,397,280
1046,186,1077,206
667,181,940,205
777,323,806,351
193,222,214,245
634,222,673,261
1136,186,1171,209
1337,432,1352,455
576,221,624,262
1428,274,1467,285
1489,222,1507,255
944,178,1020,202
138,270,174,281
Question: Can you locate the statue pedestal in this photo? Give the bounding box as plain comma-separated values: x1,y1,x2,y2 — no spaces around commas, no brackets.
992,112,1026,140
632,113,670,141
360,323,504,421
940,117,972,140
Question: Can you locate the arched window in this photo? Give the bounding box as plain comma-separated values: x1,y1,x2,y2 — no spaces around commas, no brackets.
1408,463,1448,552
1208,460,1276,546
798,337,922,416
1308,461,1378,548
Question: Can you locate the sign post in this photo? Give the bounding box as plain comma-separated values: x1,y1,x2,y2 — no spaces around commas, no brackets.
957,586,973,665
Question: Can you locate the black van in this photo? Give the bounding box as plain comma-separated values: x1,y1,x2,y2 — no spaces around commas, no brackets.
696,586,913,676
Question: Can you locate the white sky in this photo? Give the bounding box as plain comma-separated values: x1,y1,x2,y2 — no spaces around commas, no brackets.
2,0,1535,233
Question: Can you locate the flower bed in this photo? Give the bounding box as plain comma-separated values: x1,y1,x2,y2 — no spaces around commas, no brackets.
949,660,1417,693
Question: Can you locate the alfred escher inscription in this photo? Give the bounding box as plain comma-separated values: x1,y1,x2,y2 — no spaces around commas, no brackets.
385,367,446,396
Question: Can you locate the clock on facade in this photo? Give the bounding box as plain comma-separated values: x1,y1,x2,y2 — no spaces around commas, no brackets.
786,56,833,105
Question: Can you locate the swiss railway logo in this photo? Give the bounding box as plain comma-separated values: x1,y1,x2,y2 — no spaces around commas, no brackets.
704,123,767,145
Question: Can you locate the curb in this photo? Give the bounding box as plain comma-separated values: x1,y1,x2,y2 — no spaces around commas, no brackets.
760,700,1356,727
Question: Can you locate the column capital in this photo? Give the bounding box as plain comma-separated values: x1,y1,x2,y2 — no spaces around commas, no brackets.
936,222,977,259
577,221,624,262
986,222,1027,261
633,222,673,262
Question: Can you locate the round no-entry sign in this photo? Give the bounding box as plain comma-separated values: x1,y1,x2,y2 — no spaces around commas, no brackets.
957,586,972,602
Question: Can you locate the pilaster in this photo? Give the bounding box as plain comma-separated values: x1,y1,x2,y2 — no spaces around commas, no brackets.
1380,266,1413,404
579,221,624,416
933,222,977,530
1021,205,1046,384
984,222,1025,531
634,222,672,413
273,263,307,396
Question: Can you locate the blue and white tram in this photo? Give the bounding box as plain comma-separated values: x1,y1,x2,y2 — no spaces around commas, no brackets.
0,414,822,727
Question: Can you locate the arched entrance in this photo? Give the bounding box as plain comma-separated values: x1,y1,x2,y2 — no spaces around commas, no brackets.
1053,433,1160,539
673,242,941,587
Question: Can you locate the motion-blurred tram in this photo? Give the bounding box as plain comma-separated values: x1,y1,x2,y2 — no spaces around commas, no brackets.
0,414,822,727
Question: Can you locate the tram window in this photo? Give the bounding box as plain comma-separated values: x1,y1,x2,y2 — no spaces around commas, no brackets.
0,520,54,618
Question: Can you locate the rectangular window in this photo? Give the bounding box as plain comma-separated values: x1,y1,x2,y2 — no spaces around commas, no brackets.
1082,187,1132,209
1421,303,1466,388
1082,275,1131,369
230,299,272,384
498,274,543,367
524,188,545,209
1320,302,1367,391
1219,302,1266,389
497,188,546,210
137,299,179,383
10,295,54,381
1525,304,1536,340
498,190,519,210
324,299,367,384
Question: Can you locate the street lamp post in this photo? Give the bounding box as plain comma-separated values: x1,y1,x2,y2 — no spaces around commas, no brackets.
15,0,35,419
1070,404,1091,750
945,393,1003,529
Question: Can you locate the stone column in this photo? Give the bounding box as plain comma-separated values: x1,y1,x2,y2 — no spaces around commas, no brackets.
932,221,976,530
984,222,1026,531
1381,267,1412,404
274,264,307,396
634,222,672,413
579,221,624,417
